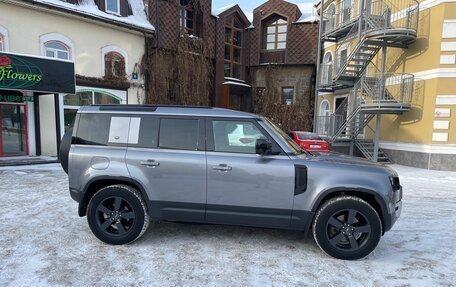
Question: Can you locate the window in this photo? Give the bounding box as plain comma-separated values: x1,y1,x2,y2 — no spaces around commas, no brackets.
159,119,199,150
282,87,294,105
442,20,456,38
104,52,126,78
44,41,70,60
264,18,287,50
63,91,122,132
75,114,112,146
0,34,4,51
212,120,267,154
132,117,160,148
180,0,194,35
224,16,243,78
106,0,120,15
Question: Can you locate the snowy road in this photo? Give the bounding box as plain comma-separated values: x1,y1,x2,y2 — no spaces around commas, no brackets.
0,164,455,286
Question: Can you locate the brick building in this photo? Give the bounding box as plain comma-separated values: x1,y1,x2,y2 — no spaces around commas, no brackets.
144,0,318,130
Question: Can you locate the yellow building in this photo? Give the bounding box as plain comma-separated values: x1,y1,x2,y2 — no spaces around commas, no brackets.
315,0,456,170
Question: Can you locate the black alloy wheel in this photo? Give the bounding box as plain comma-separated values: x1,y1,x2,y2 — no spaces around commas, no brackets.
87,185,149,245
313,196,382,260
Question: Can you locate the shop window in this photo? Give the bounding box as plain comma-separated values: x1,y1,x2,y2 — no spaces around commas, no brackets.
104,52,126,79
106,0,120,15
63,91,122,132
224,16,243,79
180,0,194,35
264,18,287,50
44,41,70,60
282,87,294,105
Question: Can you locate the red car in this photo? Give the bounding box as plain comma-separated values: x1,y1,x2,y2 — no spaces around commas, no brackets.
288,131,330,152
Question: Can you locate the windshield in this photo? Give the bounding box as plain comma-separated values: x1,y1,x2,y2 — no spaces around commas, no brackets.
260,116,308,155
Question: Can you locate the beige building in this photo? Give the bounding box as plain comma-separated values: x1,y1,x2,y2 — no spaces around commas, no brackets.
315,0,456,170
0,0,153,157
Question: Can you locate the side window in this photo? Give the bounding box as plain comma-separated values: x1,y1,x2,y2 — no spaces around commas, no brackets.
159,118,199,150
128,117,160,148
75,114,129,146
212,120,267,154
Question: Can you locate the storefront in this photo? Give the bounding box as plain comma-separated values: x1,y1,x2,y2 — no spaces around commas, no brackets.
0,52,75,158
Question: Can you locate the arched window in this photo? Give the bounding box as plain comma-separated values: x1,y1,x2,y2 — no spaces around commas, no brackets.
44,41,70,60
324,3,336,32
179,0,194,35
0,34,4,51
63,90,122,132
264,17,287,50
40,33,74,60
318,100,331,135
322,52,333,85
0,25,9,51
104,52,126,78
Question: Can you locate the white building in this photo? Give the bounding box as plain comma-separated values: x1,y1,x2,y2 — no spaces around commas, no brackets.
0,0,154,157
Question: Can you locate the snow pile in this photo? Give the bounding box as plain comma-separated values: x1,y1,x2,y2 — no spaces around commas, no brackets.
212,3,237,16
33,0,154,31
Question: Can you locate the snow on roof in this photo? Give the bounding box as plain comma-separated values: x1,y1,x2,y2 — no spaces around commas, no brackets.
222,81,252,88
33,0,154,32
295,3,320,23
211,3,238,16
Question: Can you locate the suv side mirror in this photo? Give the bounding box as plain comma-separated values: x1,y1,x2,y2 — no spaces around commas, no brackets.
255,138,273,155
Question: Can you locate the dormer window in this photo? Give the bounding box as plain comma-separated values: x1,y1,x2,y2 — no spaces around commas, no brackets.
106,0,120,15
179,0,194,35
264,18,287,50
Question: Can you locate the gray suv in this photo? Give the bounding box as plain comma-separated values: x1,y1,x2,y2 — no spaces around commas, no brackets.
60,105,402,260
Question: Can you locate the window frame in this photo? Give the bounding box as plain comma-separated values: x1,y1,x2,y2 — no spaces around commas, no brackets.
0,25,9,52
179,0,195,35
43,40,71,60
104,51,126,78
105,0,121,15
0,34,4,52
264,18,288,51
224,16,244,79
101,45,128,78
282,87,294,106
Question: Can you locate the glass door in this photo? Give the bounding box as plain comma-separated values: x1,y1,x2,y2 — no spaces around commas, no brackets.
0,104,27,157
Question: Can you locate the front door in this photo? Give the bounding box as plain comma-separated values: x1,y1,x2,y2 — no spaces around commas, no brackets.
0,104,27,157
125,117,207,222
206,119,295,228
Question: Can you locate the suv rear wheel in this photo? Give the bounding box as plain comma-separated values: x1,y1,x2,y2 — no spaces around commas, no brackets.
312,196,382,260
87,185,149,245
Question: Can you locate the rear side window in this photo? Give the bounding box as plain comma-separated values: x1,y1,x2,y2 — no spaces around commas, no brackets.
75,114,111,145
128,117,160,148
159,119,199,150
75,114,129,146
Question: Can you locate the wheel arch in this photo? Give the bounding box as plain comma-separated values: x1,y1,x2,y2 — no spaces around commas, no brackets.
79,176,150,217
311,187,390,235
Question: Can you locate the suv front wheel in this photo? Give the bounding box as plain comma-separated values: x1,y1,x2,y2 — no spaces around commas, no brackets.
312,196,382,260
87,185,150,245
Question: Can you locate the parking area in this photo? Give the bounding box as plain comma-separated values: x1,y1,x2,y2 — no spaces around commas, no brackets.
0,164,455,286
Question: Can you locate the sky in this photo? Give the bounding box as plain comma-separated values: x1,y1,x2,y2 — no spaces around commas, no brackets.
212,0,318,15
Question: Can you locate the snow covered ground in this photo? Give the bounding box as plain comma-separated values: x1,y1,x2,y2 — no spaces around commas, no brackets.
0,164,455,286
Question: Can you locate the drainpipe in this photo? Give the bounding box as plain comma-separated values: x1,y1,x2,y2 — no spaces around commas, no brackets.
314,2,325,133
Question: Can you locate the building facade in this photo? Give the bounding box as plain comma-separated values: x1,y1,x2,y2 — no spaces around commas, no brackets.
0,0,153,157
315,0,456,170
144,0,318,132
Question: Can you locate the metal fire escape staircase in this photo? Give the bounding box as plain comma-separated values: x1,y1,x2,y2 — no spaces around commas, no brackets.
318,0,419,162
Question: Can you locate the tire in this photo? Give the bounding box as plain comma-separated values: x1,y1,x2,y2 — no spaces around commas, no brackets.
59,127,73,174
87,185,149,245
312,196,382,260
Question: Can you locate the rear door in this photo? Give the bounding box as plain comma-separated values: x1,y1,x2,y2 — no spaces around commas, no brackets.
126,116,207,222
205,118,295,228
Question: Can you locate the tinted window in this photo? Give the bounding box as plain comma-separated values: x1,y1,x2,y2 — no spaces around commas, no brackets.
159,119,199,150
213,120,266,154
129,117,160,148
75,114,111,146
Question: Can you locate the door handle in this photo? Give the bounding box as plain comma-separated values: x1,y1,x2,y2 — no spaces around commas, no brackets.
212,164,232,171
140,160,160,168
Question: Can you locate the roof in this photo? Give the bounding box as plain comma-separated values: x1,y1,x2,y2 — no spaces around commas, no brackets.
80,105,259,119
31,0,154,32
